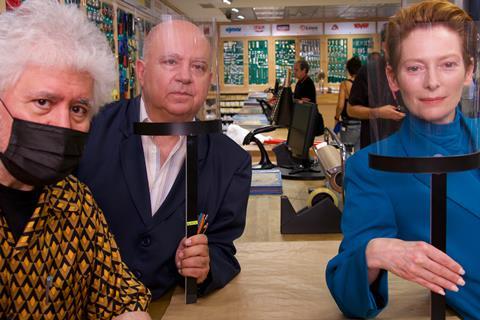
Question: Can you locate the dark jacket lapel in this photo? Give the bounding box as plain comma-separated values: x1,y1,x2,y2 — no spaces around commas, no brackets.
119,96,153,225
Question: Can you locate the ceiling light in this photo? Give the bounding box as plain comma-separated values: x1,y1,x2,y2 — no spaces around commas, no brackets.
232,8,239,12
237,15,245,19
223,0,232,4
253,6,285,19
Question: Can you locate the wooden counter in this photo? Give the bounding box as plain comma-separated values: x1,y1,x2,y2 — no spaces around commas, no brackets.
152,241,459,320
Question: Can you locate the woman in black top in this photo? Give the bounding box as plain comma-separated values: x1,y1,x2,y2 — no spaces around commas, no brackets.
335,56,362,152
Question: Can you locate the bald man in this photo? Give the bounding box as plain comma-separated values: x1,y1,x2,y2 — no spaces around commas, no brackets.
77,20,251,299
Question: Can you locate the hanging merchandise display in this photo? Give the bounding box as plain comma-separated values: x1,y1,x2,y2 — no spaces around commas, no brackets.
352,37,373,65
64,0,81,6
299,39,321,83
327,38,347,84
117,8,137,99
223,40,244,85
275,39,296,85
86,0,115,53
248,40,269,85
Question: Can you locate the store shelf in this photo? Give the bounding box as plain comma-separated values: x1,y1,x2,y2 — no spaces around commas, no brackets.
300,39,321,82
327,38,348,84
248,40,269,85
353,37,373,65
223,40,245,86
275,39,296,85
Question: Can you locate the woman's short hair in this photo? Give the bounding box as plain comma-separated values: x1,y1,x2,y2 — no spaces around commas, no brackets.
0,0,116,112
346,56,362,76
386,0,476,72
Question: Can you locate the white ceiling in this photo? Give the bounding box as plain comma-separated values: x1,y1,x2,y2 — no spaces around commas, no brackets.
160,0,420,22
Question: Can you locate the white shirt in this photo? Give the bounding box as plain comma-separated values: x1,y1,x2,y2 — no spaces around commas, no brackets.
140,99,186,215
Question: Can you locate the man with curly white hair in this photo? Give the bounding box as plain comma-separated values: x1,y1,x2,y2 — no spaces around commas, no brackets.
0,1,151,319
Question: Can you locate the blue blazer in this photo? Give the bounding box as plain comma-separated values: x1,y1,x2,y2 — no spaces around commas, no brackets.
326,113,480,319
77,96,252,299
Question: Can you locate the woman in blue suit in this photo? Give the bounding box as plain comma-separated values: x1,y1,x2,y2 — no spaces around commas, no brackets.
326,1,480,319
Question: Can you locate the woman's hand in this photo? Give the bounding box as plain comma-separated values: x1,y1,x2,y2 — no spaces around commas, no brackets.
366,238,465,295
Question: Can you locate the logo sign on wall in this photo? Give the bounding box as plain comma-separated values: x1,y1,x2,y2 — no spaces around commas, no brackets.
220,24,272,37
325,22,376,35
272,23,324,36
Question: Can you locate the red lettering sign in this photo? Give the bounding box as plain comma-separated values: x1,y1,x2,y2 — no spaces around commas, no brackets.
354,23,370,29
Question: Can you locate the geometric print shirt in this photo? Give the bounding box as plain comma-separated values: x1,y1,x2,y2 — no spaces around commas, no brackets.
0,175,151,319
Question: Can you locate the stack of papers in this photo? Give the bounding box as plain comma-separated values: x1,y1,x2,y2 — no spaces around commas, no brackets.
244,92,268,106
232,114,269,129
250,169,283,195
248,92,268,99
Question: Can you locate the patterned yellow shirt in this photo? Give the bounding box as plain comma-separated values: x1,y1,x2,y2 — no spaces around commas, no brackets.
0,176,151,319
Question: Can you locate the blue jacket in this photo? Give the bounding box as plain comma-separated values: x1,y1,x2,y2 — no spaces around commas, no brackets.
326,112,480,319
77,96,252,299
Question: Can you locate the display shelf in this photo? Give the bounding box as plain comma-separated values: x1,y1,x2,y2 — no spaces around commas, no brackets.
86,0,115,53
223,40,244,86
220,100,244,107
219,93,249,129
352,37,373,65
327,38,348,84
299,39,321,82
117,8,137,100
64,0,81,6
248,40,269,85
275,39,296,85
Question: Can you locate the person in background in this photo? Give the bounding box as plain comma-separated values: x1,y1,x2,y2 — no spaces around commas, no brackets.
0,1,151,319
326,1,479,318
77,19,251,300
293,59,325,136
293,59,317,104
348,30,406,149
334,56,362,152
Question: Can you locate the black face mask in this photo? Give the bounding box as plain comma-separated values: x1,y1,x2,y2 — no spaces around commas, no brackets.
0,99,88,186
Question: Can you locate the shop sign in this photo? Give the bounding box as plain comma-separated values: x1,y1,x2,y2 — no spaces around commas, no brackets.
220,24,271,37
325,21,376,35
272,23,323,36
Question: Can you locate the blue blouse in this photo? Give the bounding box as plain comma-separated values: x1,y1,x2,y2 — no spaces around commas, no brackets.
326,111,480,319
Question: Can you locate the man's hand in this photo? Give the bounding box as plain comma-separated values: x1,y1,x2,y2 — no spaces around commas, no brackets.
366,238,465,295
175,235,210,283
371,105,406,121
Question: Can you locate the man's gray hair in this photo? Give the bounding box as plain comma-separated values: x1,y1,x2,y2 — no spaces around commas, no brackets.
296,59,310,74
0,0,116,113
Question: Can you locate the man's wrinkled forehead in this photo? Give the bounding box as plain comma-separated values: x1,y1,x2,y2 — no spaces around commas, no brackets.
149,21,211,61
